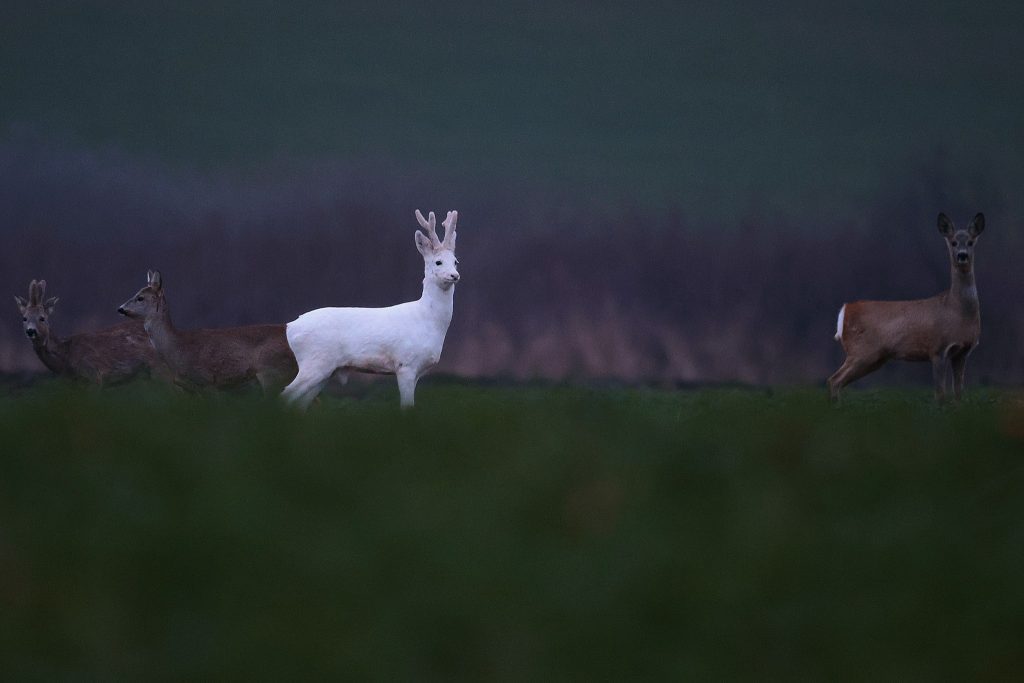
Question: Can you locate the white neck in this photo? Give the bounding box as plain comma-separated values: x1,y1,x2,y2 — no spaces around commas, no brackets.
419,278,455,326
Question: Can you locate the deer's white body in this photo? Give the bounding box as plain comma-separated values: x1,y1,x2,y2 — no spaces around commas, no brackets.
282,210,460,408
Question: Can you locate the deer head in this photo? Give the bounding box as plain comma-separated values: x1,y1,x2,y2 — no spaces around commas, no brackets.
118,270,164,321
14,279,59,344
938,212,984,273
414,209,460,289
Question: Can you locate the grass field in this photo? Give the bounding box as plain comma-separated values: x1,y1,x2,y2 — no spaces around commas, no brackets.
1,382,1023,678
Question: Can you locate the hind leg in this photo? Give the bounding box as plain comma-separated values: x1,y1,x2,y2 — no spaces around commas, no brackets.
281,363,333,410
828,354,885,403
827,359,855,403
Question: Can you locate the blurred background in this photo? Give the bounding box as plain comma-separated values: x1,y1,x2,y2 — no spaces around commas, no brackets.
2,1,1022,385
4,6,1024,677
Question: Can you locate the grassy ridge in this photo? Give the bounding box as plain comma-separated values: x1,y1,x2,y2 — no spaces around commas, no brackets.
1,384,1023,678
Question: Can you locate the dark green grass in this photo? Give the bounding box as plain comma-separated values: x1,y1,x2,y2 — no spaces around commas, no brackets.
1,383,1023,679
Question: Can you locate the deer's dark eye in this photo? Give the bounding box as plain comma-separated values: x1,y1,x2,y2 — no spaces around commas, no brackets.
967,240,974,246
39,317,45,322
22,317,27,322
137,296,144,302
435,260,442,266
951,241,958,247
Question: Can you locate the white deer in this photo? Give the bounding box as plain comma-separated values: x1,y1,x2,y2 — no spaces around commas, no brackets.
281,209,461,408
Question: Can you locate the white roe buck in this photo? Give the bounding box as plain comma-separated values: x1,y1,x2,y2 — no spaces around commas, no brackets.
14,279,169,386
829,212,985,402
118,271,298,393
282,209,461,408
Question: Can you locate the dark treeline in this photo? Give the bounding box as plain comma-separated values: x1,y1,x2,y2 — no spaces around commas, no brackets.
2,136,1021,386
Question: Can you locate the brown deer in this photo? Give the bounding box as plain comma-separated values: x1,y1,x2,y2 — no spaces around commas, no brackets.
117,271,298,393
14,279,169,386
828,212,985,402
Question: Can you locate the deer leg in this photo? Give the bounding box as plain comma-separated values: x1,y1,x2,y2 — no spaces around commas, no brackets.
828,358,855,402
951,350,970,401
256,369,286,397
174,376,201,394
828,355,885,402
152,363,176,387
931,355,949,403
282,365,331,410
396,367,419,409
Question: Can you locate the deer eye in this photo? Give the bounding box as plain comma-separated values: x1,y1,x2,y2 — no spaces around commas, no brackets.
39,317,45,322
22,317,27,322
435,260,442,266
136,296,145,302
951,241,958,247
967,240,974,246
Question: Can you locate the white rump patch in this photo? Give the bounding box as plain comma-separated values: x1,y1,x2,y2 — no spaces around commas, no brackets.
834,304,845,341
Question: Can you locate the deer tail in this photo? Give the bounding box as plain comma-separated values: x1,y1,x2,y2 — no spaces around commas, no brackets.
834,304,846,342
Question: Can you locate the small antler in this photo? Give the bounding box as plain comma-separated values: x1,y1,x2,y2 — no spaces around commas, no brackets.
28,279,46,305
441,210,458,247
415,209,442,249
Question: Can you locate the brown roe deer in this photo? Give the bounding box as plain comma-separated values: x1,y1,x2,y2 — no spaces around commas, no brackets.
15,279,169,386
828,212,984,403
118,271,298,393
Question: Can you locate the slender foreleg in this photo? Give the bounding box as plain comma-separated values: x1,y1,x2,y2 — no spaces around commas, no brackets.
950,349,970,401
931,355,949,403
396,367,419,409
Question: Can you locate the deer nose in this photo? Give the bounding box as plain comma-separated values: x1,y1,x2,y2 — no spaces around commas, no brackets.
957,252,969,262
25,328,36,337
117,306,127,315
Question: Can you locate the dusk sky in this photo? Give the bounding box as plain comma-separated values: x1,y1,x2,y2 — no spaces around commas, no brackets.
3,1,1022,222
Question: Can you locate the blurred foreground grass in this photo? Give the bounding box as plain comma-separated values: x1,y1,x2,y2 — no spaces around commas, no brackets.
1,382,1023,679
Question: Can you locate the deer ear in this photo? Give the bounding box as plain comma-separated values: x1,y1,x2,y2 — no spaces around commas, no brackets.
967,212,985,237
937,213,955,236
414,230,433,255
148,270,163,290
14,295,27,313
43,297,59,314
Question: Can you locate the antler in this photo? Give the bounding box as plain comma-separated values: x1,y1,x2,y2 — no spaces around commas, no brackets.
28,279,46,305
415,209,442,249
441,210,458,248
